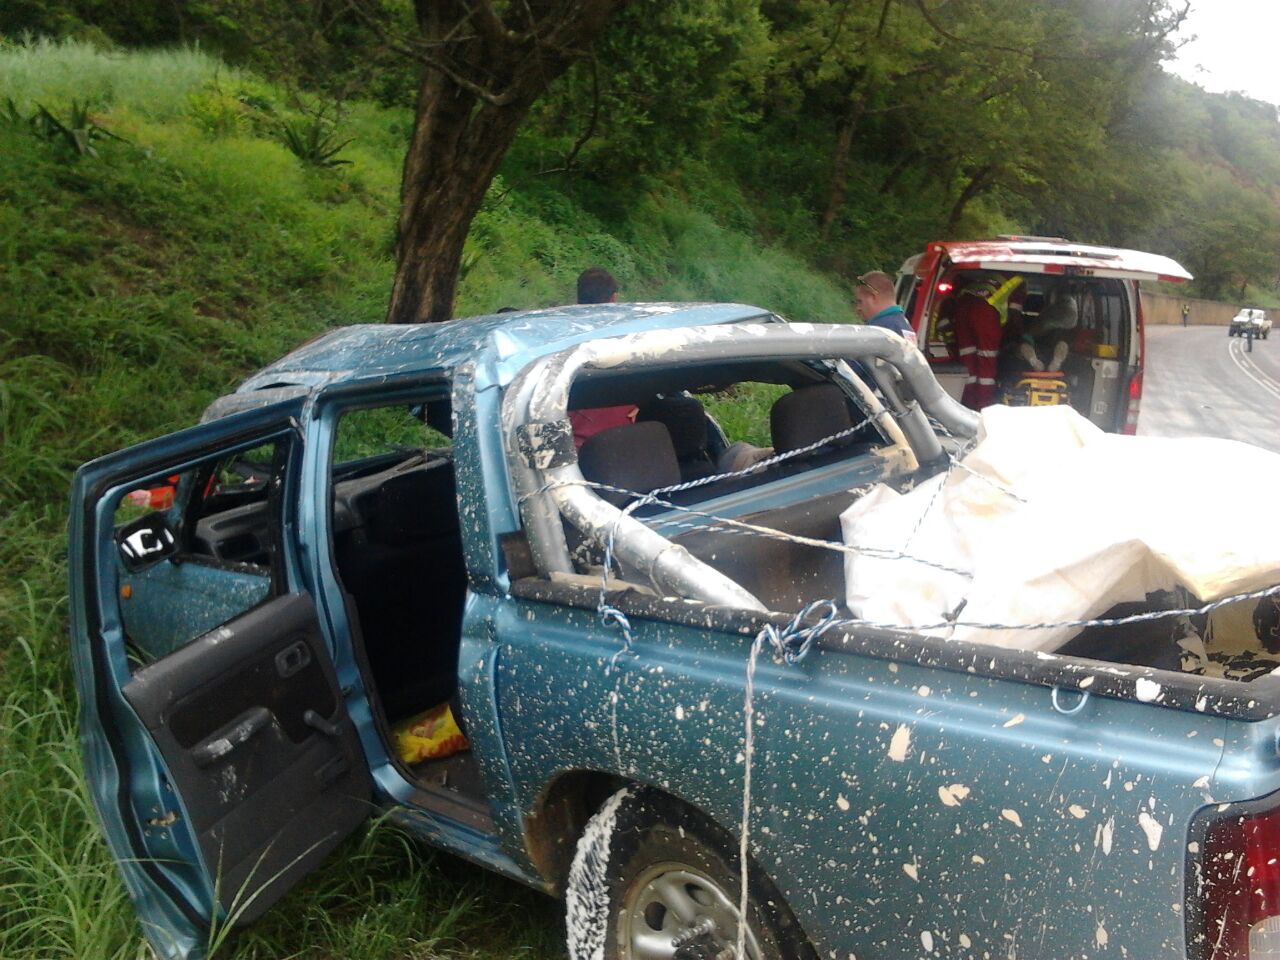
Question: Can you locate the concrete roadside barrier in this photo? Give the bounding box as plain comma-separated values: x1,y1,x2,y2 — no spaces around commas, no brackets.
1141,289,1272,327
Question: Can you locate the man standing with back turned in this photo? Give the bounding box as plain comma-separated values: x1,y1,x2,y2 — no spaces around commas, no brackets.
854,271,918,347
577,266,618,305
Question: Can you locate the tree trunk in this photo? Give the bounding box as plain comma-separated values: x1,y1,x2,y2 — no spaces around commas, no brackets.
388,71,535,324
946,164,997,233
385,0,627,324
819,93,868,242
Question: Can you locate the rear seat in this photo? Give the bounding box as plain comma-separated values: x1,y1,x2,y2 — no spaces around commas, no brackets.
336,461,466,722
637,395,717,480
577,420,682,506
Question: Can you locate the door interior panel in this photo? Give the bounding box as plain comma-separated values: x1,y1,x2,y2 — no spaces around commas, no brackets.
122,592,371,925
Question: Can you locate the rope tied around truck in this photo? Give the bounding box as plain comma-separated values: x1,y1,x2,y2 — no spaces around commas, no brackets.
522,424,1280,637
520,413,1280,959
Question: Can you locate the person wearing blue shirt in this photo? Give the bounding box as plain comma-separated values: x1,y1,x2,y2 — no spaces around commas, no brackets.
854,270,918,347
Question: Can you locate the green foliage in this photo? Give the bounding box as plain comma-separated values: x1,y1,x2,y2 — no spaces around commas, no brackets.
703,381,788,448
276,113,353,169
1,96,25,126
185,88,251,137
0,39,857,960
528,0,772,178
14,1,1271,296
0,91,128,158
0,36,235,117
28,99,125,156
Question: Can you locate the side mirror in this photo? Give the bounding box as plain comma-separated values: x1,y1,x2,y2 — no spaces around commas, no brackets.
116,513,178,572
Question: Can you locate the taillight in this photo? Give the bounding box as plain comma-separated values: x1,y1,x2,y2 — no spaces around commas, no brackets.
1191,800,1280,959
1122,369,1143,435
1127,289,1146,436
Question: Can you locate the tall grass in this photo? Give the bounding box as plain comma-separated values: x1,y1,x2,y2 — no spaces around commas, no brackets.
0,637,140,960
0,37,855,959
0,37,233,117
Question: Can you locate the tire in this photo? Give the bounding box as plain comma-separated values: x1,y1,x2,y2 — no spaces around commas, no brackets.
565,787,813,960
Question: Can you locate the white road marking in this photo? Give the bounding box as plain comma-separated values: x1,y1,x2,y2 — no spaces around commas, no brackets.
1228,338,1280,402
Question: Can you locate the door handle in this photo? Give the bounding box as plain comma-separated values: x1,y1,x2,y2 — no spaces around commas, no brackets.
275,640,311,678
192,706,271,768
304,709,341,737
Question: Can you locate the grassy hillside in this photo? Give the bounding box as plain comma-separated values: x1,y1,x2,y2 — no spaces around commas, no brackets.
0,40,854,960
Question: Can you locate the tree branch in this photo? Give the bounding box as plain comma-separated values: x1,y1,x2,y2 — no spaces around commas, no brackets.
560,52,601,172
342,0,525,105
913,0,1104,62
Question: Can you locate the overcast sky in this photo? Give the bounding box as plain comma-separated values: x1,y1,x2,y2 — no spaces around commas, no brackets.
1167,1,1280,105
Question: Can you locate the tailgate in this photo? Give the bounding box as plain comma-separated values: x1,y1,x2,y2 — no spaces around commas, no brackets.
944,241,1192,283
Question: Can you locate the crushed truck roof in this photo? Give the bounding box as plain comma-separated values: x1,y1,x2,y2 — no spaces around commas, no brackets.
243,302,770,385
204,302,773,420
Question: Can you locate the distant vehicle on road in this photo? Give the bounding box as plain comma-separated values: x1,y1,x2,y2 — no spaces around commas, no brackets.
896,236,1192,433
1229,308,1271,339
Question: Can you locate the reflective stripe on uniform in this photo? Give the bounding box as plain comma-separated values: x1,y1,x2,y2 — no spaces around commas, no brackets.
977,349,1000,358
958,346,977,357
977,377,996,385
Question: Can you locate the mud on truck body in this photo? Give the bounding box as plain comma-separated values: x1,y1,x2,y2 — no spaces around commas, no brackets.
70,303,1280,960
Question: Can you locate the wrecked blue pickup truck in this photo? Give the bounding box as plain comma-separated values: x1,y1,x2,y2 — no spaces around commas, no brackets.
71,303,1280,960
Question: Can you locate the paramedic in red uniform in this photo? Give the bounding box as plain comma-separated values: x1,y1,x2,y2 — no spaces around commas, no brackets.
954,278,1003,409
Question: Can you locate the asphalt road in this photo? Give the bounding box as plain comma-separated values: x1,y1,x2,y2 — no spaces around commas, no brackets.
1139,325,1280,454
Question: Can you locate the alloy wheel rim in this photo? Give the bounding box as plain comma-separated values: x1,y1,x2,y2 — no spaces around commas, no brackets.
618,860,763,960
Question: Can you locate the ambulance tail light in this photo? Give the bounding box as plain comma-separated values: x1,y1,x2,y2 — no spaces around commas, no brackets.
1124,289,1146,434
1123,369,1142,435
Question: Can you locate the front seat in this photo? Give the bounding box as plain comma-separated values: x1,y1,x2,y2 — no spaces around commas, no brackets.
770,383,862,457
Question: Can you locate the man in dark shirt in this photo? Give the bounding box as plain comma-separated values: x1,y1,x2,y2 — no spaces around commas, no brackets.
577,266,618,305
855,271,917,347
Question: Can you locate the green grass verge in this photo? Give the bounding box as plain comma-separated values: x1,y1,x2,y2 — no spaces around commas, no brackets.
0,38,855,959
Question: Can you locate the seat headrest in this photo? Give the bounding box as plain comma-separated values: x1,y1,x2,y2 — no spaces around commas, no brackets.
637,395,710,461
370,463,459,545
770,384,855,455
578,421,681,506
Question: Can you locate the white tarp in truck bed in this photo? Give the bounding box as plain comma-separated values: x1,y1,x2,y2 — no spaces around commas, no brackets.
840,406,1280,652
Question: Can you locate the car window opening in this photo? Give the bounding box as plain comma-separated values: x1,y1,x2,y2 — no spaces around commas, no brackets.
560,363,898,612
113,440,288,670
326,398,485,804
